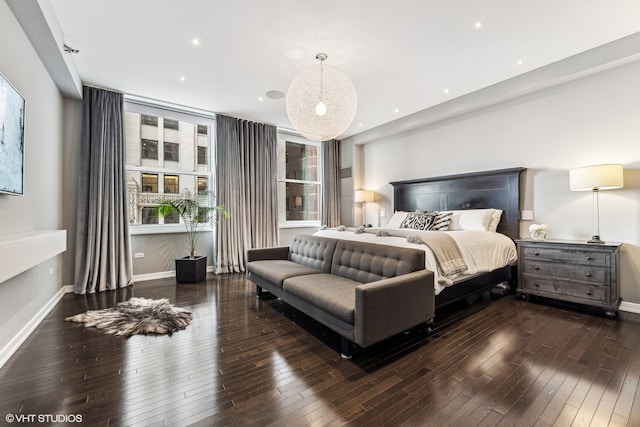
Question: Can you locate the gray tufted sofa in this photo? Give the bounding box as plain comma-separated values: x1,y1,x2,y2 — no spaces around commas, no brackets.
246,234,435,358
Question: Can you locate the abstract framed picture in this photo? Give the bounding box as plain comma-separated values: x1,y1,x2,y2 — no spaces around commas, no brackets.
0,71,25,195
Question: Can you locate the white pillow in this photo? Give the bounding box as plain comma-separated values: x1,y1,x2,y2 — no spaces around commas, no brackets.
448,209,495,231
488,209,503,232
386,211,409,228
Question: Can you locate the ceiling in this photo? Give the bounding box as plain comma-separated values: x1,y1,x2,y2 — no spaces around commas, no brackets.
42,0,640,138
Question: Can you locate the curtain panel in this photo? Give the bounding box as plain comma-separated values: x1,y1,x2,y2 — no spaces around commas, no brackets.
215,115,278,273
322,139,341,227
74,86,133,294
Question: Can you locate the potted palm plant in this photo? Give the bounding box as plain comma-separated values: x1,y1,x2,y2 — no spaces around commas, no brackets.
156,190,228,283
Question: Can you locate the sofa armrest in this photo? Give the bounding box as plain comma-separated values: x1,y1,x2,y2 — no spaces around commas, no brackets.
246,246,290,262
354,270,435,348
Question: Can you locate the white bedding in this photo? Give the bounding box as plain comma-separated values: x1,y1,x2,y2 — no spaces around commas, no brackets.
313,227,517,295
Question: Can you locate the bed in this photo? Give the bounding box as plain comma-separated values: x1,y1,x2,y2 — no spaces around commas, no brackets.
315,167,525,310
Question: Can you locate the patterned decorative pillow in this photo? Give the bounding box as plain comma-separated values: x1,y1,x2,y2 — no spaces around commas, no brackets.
430,211,453,231
400,211,437,230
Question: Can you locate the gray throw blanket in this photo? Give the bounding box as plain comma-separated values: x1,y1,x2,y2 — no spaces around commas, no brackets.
362,228,468,283
404,232,468,278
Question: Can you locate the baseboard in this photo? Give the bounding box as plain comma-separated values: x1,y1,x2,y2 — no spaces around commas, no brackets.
620,301,640,314
133,270,176,282
133,266,216,283
0,285,69,369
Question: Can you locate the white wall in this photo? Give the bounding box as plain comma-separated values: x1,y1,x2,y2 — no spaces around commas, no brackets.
355,59,640,304
0,1,70,354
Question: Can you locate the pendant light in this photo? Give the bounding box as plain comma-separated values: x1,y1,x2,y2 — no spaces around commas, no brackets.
286,53,357,141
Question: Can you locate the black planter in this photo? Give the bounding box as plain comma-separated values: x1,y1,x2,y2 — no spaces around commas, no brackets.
175,255,207,283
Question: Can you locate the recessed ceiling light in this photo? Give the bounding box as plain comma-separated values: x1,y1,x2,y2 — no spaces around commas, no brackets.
517,59,524,65
443,88,450,94
394,108,399,114
474,21,483,29
192,38,200,46
180,76,186,82
258,96,264,102
266,90,284,100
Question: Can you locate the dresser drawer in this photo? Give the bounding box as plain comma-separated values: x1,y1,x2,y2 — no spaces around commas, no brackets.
521,276,607,304
520,261,608,285
520,246,610,266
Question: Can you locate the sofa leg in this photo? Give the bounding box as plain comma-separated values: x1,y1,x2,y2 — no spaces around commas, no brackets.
425,319,434,334
340,337,354,359
256,286,265,297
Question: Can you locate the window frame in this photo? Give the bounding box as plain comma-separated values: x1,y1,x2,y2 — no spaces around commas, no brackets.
277,132,323,229
124,97,216,235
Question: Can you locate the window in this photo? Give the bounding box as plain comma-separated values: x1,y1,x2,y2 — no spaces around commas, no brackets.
278,137,322,226
197,176,208,193
141,207,158,224
124,100,214,230
141,115,158,126
164,175,179,194
142,173,158,193
163,210,180,224
164,142,179,162
197,146,207,165
141,139,158,160
164,118,179,131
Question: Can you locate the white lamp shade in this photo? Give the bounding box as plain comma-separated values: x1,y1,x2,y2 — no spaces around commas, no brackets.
286,63,357,142
569,164,624,191
354,190,374,203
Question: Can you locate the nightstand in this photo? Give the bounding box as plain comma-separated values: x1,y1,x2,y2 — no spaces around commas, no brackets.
515,239,621,318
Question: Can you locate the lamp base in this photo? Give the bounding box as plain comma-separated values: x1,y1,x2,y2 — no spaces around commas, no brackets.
588,236,605,244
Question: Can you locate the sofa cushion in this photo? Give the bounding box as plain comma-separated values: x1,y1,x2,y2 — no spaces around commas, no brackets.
247,260,323,288
283,274,356,323
331,240,426,283
289,235,339,273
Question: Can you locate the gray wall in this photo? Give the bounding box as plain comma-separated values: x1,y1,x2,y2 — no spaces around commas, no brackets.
130,232,214,276
0,1,74,352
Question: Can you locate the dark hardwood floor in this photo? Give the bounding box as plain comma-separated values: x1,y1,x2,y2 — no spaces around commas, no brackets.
1,273,639,426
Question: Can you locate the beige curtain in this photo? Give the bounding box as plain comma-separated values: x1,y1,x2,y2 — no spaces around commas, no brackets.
322,139,341,227
215,115,278,273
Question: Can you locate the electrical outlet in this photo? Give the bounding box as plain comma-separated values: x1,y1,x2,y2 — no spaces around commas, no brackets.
134,252,145,259
521,210,534,220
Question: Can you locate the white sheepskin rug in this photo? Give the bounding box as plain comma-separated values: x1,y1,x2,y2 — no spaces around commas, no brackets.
65,297,192,337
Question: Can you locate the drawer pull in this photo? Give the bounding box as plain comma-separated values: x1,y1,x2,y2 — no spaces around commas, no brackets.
586,290,592,296
585,272,592,278
533,266,539,271
533,251,539,256
534,282,540,287
586,256,594,261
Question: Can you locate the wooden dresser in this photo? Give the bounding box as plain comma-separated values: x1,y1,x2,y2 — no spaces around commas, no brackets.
515,239,621,318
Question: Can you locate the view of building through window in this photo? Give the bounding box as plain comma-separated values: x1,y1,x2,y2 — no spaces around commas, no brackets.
125,107,213,226
278,139,321,223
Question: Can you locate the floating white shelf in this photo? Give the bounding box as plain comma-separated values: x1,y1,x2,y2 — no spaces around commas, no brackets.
0,230,67,284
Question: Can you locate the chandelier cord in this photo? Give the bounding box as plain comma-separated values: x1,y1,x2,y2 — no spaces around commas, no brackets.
319,57,324,101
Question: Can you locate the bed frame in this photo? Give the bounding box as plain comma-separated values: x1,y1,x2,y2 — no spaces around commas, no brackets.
390,167,525,309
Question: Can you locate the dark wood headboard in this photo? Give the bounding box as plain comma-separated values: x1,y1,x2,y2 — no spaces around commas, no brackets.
390,167,525,239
